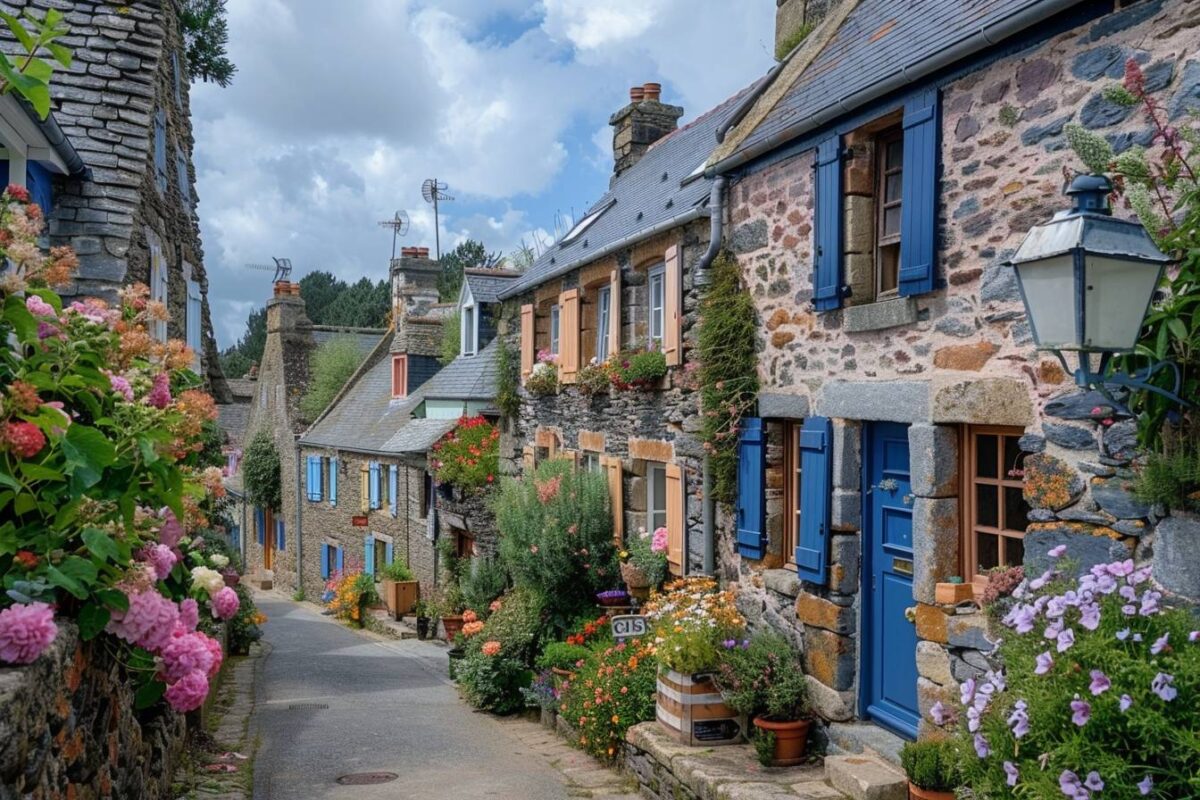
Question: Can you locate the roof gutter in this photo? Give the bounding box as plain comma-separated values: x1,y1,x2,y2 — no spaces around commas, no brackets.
17,95,88,177
497,206,710,300
707,0,1083,177
715,58,788,144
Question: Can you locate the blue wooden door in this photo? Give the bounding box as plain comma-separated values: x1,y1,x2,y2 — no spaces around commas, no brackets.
863,422,919,737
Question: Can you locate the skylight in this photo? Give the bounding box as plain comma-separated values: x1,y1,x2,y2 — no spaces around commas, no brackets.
559,200,614,245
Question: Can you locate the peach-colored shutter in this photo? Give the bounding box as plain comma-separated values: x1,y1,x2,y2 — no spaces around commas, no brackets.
665,462,684,574
602,455,624,546
609,269,621,357
522,445,535,472
663,244,681,366
559,289,580,384
520,304,534,381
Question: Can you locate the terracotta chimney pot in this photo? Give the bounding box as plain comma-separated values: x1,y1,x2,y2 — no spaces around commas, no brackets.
630,86,645,102
417,247,430,259
643,82,661,101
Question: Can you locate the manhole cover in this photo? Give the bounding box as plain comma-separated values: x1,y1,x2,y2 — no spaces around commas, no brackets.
336,772,398,786
287,703,329,710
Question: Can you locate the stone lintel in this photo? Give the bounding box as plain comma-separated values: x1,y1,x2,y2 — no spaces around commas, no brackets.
578,429,605,452
843,296,919,333
629,437,675,463
931,376,1033,427
817,381,931,423
757,391,810,420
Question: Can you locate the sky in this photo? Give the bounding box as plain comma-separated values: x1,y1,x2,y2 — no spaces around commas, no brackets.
192,1,776,348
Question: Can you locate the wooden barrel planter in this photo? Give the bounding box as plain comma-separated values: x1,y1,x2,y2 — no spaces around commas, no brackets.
655,669,744,746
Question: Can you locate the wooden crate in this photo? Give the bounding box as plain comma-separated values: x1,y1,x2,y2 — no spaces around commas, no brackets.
655,669,745,746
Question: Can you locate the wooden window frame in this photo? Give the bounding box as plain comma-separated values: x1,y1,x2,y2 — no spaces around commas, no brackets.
781,421,803,570
549,304,561,356
391,354,408,398
595,285,611,361
962,425,1030,588
647,462,667,534
647,266,665,349
874,125,904,300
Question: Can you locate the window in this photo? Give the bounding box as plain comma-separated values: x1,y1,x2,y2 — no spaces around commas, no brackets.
461,305,477,356
963,427,1030,583
378,464,390,511
391,355,408,397
148,234,168,341
581,452,601,474
373,538,388,576
782,422,803,567
321,457,331,497
648,266,665,349
153,109,167,194
325,544,339,578
185,270,201,369
595,286,612,361
647,463,667,533
549,304,560,355
454,528,476,559
875,127,903,298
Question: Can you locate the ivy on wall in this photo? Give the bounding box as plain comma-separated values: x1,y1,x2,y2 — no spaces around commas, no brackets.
242,429,281,512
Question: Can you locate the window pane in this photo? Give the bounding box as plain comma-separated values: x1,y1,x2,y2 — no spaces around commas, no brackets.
374,540,387,574
886,138,903,168
976,484,999,528
652,467,666,514
1004,486,1029,533
975,434,999,478
1003,435,1025,480
976,532,999,572
1003,535,1024,569
879,244,899,293
885,173,902,203
882,206,901,237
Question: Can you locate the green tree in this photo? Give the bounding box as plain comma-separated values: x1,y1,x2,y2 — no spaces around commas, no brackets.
440,311,460,365
298,335,366,422
180,0,236,87
320,277,389,328
218,305,266,378
438,240,502,302
298,270,348,325
243,429,281,512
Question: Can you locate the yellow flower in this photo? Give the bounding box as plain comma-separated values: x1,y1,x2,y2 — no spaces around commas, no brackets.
611,714,620,724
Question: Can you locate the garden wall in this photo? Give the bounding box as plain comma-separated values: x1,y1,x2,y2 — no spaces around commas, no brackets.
0,623,186,800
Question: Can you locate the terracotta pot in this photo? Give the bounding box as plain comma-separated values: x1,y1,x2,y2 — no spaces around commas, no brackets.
752,717,811,766
935,582,973,605
907,782,956,800
441,614,464,642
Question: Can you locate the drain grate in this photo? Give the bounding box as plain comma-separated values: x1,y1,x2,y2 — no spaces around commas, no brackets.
287,703,329,710
336,772,398,786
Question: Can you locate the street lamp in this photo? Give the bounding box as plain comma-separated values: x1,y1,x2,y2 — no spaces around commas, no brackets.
1008,174,1189,409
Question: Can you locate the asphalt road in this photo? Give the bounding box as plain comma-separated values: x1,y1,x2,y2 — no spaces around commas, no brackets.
250,596,570,800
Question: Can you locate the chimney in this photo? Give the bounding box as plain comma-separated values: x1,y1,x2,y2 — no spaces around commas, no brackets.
775,0,836,60
390,245,441,351
609,82,683,178
266,279,310,336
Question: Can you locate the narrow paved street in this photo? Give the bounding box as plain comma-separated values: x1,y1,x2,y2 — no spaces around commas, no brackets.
251,596,628,800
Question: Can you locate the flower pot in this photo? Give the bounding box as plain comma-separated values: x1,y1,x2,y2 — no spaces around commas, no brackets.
383,579,419,619
935,582,973,605
620,561,653,601
220,569,240,587
752,717,811,767
656,668,743,746
596,591,630,607
416,616,431,640
441,614,464,642
447,647,465,680
907,782,956,800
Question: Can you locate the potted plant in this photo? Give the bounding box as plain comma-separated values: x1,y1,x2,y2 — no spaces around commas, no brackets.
609,349,667,391
536,640,592,684
414,599,433,640
525,350,558,396
714,631,811,766
596,589,630,608
618,526,668,601
900,738,960,800
379,560,419,620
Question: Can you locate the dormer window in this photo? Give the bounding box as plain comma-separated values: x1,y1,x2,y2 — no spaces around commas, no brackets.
391,355,407,397
461,303,477,356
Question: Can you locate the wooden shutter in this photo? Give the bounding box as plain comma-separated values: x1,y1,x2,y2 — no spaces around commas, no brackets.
365,534,375,576
736,418,767,560
520,303,535,381
320,543,330,579
663,245,682,366
665,463,685,574
329,458,338,506
813,135,844,312
153,110,167,192
795,416,833,584
899,88,940,297
369,462,381,509
360,464,370,513
559,289,580,383
601,455,624,546
305,457,316,501
522,445,536,472
609,269,621,357
389,465,399,517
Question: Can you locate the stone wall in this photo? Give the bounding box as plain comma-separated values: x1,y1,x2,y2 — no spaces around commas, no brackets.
436,486,499,560
0,623,186,800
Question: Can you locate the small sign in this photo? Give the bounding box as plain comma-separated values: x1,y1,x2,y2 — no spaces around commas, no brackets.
352,515,369,527
611,614,648,641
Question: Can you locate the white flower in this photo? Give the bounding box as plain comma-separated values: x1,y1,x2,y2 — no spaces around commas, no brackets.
209,554,229,569
190,566,225,598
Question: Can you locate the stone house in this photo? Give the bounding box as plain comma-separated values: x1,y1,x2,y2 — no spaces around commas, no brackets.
705,0,1200,745
499,83,749,575
0,0,230,400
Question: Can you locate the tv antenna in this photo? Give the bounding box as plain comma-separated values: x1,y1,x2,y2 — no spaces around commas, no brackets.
377,210,410,260
421,178,453,259
243,257,293,283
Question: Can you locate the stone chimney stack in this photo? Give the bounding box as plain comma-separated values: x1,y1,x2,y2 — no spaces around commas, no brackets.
390,246,442,352
266,281,309,335
774,0,837,59
609,82,684,178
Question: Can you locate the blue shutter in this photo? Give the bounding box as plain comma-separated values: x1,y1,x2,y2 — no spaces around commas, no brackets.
735,417,767,560
231,525,240,553
795,416,833,585
385,540,394,565
336,546,344,575
320,543,330,579
899,88,940,297
176,148,190,205
813,135,844,312
369,462,380,510
255,508,265,545
389,465,398,518
365,535,375,576
306,456,318,501
330,458,338,506
276,519,285,551
153,110,167,193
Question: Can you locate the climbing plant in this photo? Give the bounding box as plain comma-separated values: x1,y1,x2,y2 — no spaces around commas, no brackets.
494,334,521,420
697,251,759,506
242,429,281,512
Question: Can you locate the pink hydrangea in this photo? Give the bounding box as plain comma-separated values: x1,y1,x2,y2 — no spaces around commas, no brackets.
212,587,240,621
178,598,199,632
25,295,55,318
164,669,209,712
157,507,183,548
204,636,223,678
107,590,179,653
651,526,669,554
107,372,134,402
0,602,58,665
145,373,172,409
138,543,177,580
158,631,215,683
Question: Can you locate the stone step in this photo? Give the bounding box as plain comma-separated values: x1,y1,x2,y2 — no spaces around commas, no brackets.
824,755,906,800
368,609,417,639
825,722,906,768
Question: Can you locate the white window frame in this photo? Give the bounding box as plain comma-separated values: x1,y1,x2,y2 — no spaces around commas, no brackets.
582,452,601,474
184,261,201,371
461,303,477,356
595,285,611,361
549,304,561,356
648,266,665,350
647,463,667,533
147,230,168,342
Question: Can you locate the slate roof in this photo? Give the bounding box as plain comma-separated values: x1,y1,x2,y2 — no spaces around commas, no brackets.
381,418,457,454
225,378,256,399
310,327,385,359
418,338,501,402
499,87,752,298
463,269,521,303
216,401,249,445
728,0,1069,161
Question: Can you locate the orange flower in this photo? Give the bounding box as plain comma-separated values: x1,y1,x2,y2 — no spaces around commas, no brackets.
462,609,478,623
481,640,501,656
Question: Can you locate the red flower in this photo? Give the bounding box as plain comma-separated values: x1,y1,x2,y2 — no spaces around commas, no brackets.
5,184,29,202
14,550,38,570
2,421,46,458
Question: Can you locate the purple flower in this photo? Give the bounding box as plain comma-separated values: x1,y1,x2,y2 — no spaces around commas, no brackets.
721,639,737,649
1007,700,1030,738
985,669,1006,693
37,321,61,339
1151,672,1177,702
1120,584,1137,601
973,733,990,759
1006,604,1037,634
1070,697,1091,726
1044,619,1064,640
960,677,976,706
1049,544,1067,559
1151,632,1170,655
1190,631,1199,642
1004,761,1019,787
1057,628,1076,653
1089,670,1111,695
1060,770,1083,797
1095,573,1118,594
1131,566,1153,585
25,295,55,317
1122,604,1138,617
1084,772,1104,792
1109,559,1134,577
966,705,982,732
929,700,952,726
1079,603,1101,631
1138,775,1154,795
1140,590,1162,617
1116,627,1131,641
1119,694,1133,712
1133,633,1143,642
1035,651,1054,675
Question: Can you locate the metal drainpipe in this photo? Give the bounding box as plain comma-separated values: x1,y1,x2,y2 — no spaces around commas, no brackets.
293,437,303,595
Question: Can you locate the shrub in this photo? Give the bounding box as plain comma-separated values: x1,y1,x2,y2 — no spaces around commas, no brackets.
378,560,414,582
558,637,658,760
946,551,1200,798
774,20,813,60
1134,449,1200,512
714,631,808,720
456,587,545,713
643,578,745,674
469,586,545,665
536,641,593,672
576,359,611,396
460,557,509,614
456,649,531,715
900,738,961,792
495,459,617,627
525,353,558,396
298,334,364,422
431,415,499,491
326,569,378,627
227,584,264,655
494,335,521,419
242,429,281,512
440,311,460,366
609,349,666,390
